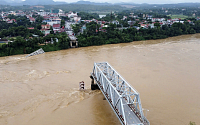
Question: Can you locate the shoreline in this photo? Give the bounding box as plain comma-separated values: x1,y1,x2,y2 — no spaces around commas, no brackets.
0,33,200,58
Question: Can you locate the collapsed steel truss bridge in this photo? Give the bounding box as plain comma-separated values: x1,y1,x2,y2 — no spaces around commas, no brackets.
90,62,150,125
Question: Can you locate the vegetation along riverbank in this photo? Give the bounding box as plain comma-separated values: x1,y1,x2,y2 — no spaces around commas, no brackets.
1,4,200,57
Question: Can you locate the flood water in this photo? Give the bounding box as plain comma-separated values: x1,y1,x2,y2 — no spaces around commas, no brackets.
0,34,200,125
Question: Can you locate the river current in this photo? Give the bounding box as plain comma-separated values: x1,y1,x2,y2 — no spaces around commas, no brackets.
0,34,200,125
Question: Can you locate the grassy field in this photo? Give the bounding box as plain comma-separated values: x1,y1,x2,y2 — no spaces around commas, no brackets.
9,37,17,40
168,14,192,19
0,43,6,47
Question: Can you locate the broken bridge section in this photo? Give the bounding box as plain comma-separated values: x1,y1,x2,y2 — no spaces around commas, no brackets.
26,48,45,57
90,62,150,125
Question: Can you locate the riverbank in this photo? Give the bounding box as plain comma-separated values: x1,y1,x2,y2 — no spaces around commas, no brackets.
1,33,199,58
0,33,200,57
2,19,200,57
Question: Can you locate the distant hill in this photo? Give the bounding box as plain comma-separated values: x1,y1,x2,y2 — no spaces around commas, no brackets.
0,0,200,8
20,0,66,5
114,2,200,9
22,0,55,5
0,0,8,5
72,1,112,5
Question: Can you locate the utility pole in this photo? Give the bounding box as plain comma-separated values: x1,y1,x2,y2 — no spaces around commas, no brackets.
110,11,112,24
130,12,134,27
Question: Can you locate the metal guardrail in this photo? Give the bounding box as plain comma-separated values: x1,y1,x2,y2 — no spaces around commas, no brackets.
91,62,150,125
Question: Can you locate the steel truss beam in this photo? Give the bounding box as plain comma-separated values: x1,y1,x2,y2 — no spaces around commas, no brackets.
91,62,150,125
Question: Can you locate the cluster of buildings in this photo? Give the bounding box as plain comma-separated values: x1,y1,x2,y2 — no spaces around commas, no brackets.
80,19,121,33
1,9,200,37
1,9,200,48
41,23,66,35
41,10,81,24
2,18,17,24
124,13,197,29
38,10,81,36
136,18,195,29
0,9,82,36
80,12,197,32
1,10,34,23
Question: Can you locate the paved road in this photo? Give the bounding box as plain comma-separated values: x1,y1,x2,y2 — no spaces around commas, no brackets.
105,92,142,125
123,102,142,125
65,21,75,31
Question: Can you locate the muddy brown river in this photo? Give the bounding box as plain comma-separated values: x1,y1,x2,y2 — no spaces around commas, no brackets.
0,34,200,125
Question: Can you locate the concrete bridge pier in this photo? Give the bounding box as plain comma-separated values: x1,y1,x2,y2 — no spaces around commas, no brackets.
90,75,99,90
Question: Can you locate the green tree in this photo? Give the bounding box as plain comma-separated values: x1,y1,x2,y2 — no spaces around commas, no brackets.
72,24,81,35
61,20,65,27
154,22,161,28
36,24,42,30
58,33,69,49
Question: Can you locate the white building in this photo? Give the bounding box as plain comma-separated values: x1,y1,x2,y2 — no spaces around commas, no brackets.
151,18,165,22
67,11,78,18
38,11,49,16
47,21,60,26
74,16,81,22
112,20,119,25
58,9,65,17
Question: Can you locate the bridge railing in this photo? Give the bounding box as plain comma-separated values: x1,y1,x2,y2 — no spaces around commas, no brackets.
91,62,150,125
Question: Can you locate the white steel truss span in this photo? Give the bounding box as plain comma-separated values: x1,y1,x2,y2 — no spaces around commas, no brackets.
91,62,150,125
26,48,45,57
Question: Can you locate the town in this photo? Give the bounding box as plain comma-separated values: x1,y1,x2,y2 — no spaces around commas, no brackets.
1,4,200,56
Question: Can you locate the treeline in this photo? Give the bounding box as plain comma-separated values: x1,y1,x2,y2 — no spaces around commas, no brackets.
45,4,126,12
77,20,200,47
0,14,71,57
0,15,45,38
0,15,44,30
77,12,99,20
0,32,70,57
0,26,44,38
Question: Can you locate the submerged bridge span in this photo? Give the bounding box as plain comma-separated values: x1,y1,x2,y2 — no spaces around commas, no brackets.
90,62,150,125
